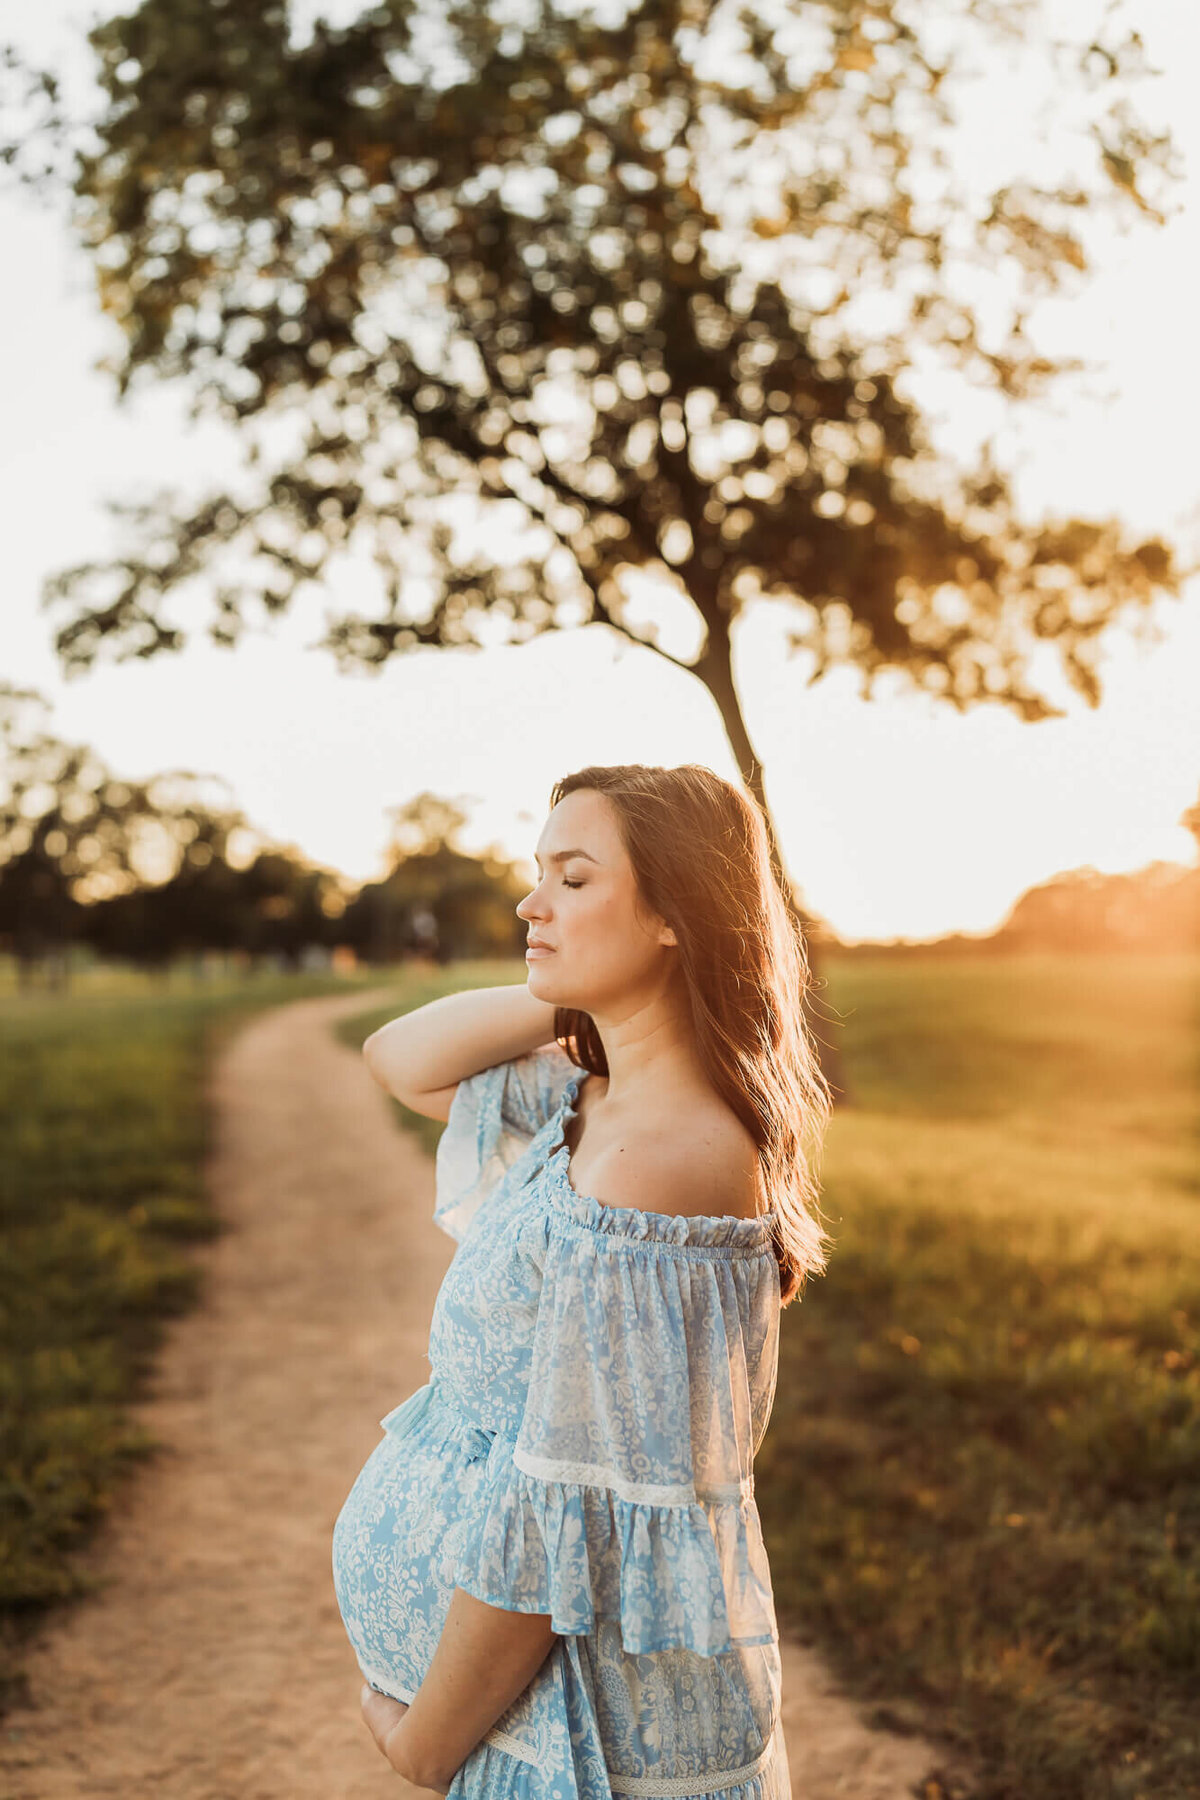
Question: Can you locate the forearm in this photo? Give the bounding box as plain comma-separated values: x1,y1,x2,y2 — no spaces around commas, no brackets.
386,1589,558,1788
363,983,558,1095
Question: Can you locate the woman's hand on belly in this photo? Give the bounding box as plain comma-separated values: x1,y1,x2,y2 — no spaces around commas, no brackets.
360,1684,449,1794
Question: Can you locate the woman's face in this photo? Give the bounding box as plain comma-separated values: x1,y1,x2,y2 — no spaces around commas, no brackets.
516,789,676,1012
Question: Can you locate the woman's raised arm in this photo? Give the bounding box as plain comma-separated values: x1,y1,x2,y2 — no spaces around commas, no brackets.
362,982,558,1109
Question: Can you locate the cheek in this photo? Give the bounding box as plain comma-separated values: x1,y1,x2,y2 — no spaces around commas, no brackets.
564,891,606,945
582,894,648,956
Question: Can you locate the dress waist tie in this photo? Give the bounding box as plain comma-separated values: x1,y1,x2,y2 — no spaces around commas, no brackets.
379,1375,496,1463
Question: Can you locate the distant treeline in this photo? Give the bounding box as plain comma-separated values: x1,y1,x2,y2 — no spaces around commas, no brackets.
0,790,532,990
0,685,531,989
996,859,1200,952
879,859,1200,957
3,683,1198,987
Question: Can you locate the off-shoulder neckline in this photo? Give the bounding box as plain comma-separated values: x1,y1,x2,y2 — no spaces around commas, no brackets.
545,1066,778,1251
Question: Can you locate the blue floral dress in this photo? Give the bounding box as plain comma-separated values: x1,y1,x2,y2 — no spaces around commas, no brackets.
331,1041,790,1799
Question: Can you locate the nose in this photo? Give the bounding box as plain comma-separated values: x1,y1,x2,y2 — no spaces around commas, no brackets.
516,882,547,922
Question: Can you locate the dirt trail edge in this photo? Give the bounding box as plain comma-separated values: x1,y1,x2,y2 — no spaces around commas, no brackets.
0,989,947,1800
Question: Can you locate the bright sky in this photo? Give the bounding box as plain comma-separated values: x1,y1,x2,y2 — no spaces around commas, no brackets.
2,0,1197,944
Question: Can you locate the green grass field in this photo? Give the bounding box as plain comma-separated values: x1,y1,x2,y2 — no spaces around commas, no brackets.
3,952,1196,1800
755,954,1199,1800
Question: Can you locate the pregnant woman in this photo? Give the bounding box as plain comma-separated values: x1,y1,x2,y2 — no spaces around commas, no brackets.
332,762,834,1797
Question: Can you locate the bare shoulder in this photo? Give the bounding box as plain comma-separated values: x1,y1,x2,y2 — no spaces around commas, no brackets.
637,1103,763,1221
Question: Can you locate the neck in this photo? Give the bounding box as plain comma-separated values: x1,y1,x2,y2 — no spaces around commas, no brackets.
585,987,704,1108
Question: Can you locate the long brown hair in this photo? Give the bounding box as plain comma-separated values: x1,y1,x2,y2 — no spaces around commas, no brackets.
548,763,833,1307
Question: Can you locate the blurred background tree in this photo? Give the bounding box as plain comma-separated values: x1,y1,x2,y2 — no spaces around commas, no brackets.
1,0,1189,1083
0,683,536,986
341,790,532,964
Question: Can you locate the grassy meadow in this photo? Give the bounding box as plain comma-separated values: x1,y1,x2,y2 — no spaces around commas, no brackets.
754,953,1200,1800
0,959,389,1715
2,951,1196,1800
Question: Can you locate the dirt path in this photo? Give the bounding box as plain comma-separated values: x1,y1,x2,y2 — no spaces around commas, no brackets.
0,989,948,1800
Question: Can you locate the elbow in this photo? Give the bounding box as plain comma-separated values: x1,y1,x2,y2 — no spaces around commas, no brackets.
362,1026,424,1103
361,1031,395,1092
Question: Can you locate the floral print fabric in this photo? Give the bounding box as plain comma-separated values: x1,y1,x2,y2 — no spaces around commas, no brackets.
332,1040,790,1799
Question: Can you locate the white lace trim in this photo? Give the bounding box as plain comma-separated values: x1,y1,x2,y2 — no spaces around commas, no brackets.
513,1446,753,1508
607,1733,778,1795
514,1447,694,1505
356,1668,542,1769
481,1724,542,1767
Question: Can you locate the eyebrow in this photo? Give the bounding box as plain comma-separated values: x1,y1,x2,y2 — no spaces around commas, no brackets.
534,848,600,867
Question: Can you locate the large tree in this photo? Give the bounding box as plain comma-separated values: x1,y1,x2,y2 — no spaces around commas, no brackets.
2,0,1185,1085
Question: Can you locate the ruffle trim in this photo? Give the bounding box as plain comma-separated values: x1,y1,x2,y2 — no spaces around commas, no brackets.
450,1446,778,1657
550,1071,779,1252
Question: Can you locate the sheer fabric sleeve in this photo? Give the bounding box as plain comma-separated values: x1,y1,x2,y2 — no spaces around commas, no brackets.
449,1215,782,1655
432,1039,578,1243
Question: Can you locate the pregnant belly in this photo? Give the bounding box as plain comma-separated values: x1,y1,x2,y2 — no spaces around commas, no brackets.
331,1382,495,1699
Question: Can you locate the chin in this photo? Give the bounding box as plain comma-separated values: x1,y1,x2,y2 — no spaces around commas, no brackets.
526,959,565,996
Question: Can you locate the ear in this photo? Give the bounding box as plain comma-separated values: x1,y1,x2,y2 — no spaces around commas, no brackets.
660,925,677,948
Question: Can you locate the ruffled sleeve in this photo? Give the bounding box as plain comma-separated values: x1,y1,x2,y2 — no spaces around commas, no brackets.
432,1039,578,1243
448,1211,782,1655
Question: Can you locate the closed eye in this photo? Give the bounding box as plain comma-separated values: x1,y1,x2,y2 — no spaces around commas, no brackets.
562,878,583,889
